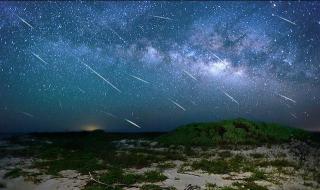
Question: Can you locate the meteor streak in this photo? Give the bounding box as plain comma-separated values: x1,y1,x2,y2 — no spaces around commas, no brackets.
20,111,34,118
129,74,150,84
277,93,296,104
221,90,239,105
31,52,49,65
58,100,63,110
290,113,297,119
183,70,197,81
80,61,121,93
273,14,296,25
16,15,34,29
151,15,174,21
212,53,223,61
190,100,197,105
169,98,186,111
124,119,141,128
78,87,86,94
107,26,126,44
101,111,118,119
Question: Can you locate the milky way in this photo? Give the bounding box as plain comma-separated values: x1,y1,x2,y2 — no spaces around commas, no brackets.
1,1,320,132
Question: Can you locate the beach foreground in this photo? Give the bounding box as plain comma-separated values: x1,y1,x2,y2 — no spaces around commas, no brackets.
0,119,319,190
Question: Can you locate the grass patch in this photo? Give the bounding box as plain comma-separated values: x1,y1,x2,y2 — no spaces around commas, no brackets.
257,159,296,168
233,181,268,190
99,167,139,185
250,153,265,159
4,168,24,179
140,184,162,190
17,131,177,175
314,172,320,183
0,182,6,188
205,183,217,190
157,162,176,170
140,184,177,190
83,184,113,190
219,187,236,190
158,118,310,146
34,153,104,175
218,151,232,158
90,168,166,187
143,170,167,182
191,155,249,174
303,181,314,187
247,169,268,181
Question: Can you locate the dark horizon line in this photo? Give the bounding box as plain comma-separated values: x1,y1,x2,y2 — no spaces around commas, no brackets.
1,128,320,134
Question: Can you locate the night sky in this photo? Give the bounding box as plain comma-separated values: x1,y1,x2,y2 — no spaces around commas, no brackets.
1,1,320,132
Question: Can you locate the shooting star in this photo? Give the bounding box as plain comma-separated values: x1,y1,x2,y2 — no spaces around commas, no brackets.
212,53,223,62
183,70,197,81
78,87,86,94
221,90,239,105
19,111,34,118
101,111,118,119
277,93,296,104
151,15,174,21
139,26,144,32
168,98,186,111
16,15,34,29
80,61,121,93
58,100,63,110
273,14,296,25
107,26,126,44
129,74,150,84
124,119,142,128
31,52,49,65
190,100,197,106
290,113,297,119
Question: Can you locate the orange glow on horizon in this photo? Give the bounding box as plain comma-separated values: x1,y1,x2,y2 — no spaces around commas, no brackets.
82,125,101,132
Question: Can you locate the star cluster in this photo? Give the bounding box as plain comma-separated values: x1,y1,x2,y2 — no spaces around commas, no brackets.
0,1,319,132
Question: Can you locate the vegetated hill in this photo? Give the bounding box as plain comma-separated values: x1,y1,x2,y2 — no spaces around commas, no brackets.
158,118,311,146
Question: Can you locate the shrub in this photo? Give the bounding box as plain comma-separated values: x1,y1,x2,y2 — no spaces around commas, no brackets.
158,118,310,146
143,170,167,182
4,168,23,179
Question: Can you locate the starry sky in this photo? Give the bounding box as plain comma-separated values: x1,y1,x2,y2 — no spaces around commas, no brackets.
1,1,320,132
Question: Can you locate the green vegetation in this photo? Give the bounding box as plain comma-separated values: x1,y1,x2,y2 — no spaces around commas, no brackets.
205,183,217,190
219,187,236,190
313,172,320,183
84,168,167,190
140,184,176,190
0,182,6,188
247,169,268,181
157,162,176,170
158,118,310,146
303,181,314,187
257,159,296,169
233,181,268,190
191,154,298,175
218,151,233,158
191,155,249,174
140,184,163,190
143,170,167,182
99,167,134,185
5,131,177,175
34,153,104,175
4,168,24,179
100,169,166,185
250,153,265,159
2,119,317,190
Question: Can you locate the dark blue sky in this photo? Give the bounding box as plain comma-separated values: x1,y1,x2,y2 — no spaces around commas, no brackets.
1,1,320,132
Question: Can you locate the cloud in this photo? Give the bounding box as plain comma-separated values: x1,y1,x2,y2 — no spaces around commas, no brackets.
140,46,163,64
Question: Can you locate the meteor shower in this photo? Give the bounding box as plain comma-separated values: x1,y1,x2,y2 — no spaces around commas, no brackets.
0,1,319,190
